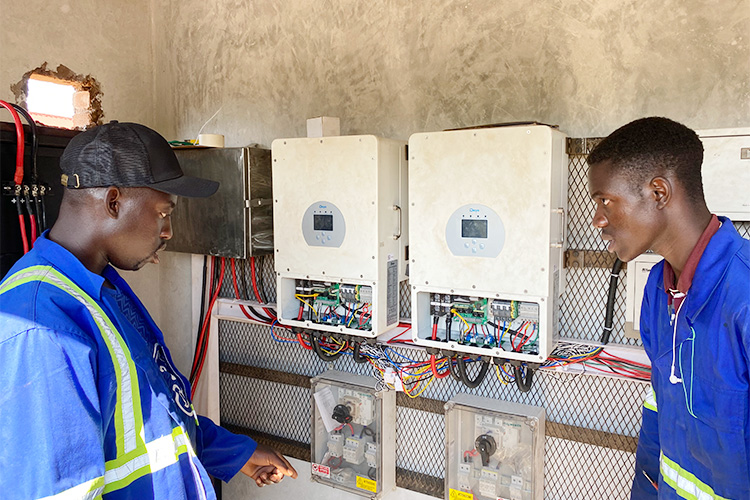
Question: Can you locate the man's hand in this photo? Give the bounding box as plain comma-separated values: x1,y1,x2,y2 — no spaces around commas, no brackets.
240,443,298,487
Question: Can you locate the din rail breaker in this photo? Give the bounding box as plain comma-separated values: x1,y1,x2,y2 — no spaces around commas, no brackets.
445,394,545,500
311,370,396,498
408,124,568,363
272,135,408,337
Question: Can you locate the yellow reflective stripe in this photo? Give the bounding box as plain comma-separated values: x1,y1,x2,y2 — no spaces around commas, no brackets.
103,427,194,493
644,385,657,413
1,266,146,458
660,452,731,500
36,476,105,500
173,426,190,456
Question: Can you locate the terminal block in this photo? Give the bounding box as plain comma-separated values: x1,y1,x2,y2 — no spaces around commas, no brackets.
311,371,395,498
445,394,545,500
421,293,541,354
292,280,375,331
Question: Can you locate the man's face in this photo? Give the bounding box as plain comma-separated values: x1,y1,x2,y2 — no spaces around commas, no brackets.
109,188,177,271
588,161,661,262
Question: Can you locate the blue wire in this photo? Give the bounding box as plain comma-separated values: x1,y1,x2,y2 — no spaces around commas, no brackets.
385,347,420,364
270,320,296,344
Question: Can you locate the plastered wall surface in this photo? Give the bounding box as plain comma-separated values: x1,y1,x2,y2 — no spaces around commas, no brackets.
154,0,750,147
0,0,157,126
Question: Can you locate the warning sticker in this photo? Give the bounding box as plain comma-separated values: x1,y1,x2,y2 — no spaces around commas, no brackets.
448,489,474,500
386,259,398,325
311,463,330,478
356,475,377,493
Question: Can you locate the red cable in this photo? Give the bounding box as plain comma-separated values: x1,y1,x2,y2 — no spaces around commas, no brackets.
0,100,25,186
17,213,29,254
231,258,274,324
430,355,451,379
249,256,276,320
297,334,312,349
191,257,225,397
1,101,30,254
230,258,242,298
29,215,38,244
190,257,215,379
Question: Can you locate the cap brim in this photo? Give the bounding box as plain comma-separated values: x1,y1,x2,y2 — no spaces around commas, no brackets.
149,175,219,198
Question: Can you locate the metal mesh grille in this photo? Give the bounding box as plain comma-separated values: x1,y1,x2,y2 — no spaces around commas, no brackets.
220,373,310,444
544,437,636,500
215,148,750,499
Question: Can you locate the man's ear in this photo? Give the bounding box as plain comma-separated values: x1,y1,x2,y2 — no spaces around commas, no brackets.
650,176,671,210
104,186,122,219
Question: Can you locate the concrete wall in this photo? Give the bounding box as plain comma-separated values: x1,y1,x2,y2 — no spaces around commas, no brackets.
154,0,749,147
0,0,157,126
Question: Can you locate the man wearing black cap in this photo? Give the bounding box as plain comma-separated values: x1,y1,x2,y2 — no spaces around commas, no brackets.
0,122,297,499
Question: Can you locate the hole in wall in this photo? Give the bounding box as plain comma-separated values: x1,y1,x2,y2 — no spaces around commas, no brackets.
10,62,103,129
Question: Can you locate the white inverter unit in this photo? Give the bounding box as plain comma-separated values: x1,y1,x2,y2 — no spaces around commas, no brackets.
409,124,567,364
272,135,408,338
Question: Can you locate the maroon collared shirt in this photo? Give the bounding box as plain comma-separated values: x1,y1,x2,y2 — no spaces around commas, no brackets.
663,214,721,311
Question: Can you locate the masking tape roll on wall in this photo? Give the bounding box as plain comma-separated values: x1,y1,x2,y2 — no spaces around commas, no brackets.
198,134,225,147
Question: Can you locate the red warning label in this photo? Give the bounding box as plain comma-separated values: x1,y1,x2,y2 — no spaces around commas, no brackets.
311,463,331,478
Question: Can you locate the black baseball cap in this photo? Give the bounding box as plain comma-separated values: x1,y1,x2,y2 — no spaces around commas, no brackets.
60,121,219,198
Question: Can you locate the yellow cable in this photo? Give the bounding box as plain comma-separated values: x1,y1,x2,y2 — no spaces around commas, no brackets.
451,309,471,333
494,364,510,385
404,373,435,399
295,294,320,319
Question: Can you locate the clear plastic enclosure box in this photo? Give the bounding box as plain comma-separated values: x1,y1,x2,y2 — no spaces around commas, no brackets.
311,370,396,498
445,394,545,500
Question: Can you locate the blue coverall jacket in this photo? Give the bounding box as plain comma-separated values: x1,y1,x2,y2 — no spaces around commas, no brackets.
632,217,750,499
0,233,257,499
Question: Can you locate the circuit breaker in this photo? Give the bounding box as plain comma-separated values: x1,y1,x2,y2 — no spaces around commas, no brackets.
445,394,545,500
408,124,568,363
272,135,408,337
311,370,396,498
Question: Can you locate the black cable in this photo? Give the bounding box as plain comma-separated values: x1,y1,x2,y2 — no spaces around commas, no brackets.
192,258,222,384
10,103,37,182
32,194,43,231
23,190,34,218
246,306,274,324
457,356,490,388
368,467,377,480
601,258,623,344
189,256,209,384
38,187,48,230
514,365,535,392
309,331,345,362
238,258,250,301
449,355,462,382
352,341,368,363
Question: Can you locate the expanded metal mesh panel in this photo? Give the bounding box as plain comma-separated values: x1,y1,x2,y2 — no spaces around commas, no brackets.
566,153,604,250
400,280,411,319
561,267,632,345
544,437,636,500
396,407,446,477
220,373,310,444
735,221,750,239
